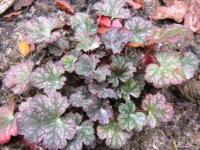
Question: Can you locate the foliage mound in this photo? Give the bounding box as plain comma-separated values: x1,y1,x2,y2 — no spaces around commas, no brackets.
1,0,199,149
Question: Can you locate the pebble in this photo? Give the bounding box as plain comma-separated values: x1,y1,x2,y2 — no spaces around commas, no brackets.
0,0,15,14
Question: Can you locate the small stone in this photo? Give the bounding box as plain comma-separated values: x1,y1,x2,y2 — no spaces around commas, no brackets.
0,0,15,14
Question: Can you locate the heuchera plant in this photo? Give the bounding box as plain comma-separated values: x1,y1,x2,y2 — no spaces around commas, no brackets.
1,0,199,149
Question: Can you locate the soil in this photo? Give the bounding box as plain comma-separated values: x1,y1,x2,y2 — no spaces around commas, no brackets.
0,0,200,150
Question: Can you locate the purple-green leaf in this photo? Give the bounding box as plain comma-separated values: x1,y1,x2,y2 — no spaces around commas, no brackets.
3,61,34,94
125,16,153,44
17,16,63,43
102,28,132,54
75,33,100,52
85,99,113,124
94,65,111,82
74,54,99,78
62,55,77,73
145,51,199,88
118,101,146,131
88,83,117,99
142,93,174,128
66,113,95,150
70,13,97,35
180,52,199,80
31,61,66,93
120,79,141,100
108,56,136,87
17,92,76,150
69,86,93,109
97,120,129,149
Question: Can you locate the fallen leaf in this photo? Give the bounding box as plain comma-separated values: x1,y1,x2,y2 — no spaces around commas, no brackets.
0,0,15,14
127,42,144,48
151,0,189,23
184,0,200,33
97,16,111,27
18,39,35,56
13,0,35,11
152,24,194,50
127,0,144,9
97,18,122,35
3,11,22,20
98,25,110,35
162,0,174,6
55,0,74,15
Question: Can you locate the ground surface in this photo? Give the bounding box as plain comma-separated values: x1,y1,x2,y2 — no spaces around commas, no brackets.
0,0,200,150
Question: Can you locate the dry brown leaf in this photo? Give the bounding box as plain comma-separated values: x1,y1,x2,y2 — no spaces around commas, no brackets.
127,0,143,9
184,0,200,33
54,0,74,15
162,0,174,6
14,0,34,11
152,24,194,50
151,0,189,23
3,11,22,20
18,39,35,56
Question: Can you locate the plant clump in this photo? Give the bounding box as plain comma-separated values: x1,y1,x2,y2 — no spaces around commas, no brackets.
1,0,199,149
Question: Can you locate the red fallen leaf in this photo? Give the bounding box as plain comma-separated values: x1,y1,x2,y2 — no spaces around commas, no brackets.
127,0,144,9
0,102,17,145
112,19,122,28
14,0,35,11
97,16,111,27
184,0,200,33
54,0,74,15
98,25,110,35
151,0,189,23
97,16,122,35
97,17,122,35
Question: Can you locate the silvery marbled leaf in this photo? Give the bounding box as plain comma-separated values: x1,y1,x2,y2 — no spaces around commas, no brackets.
142,93,174,128
3,61,34,94
31,61,66,93
17,92,77,150
118,101,146,131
